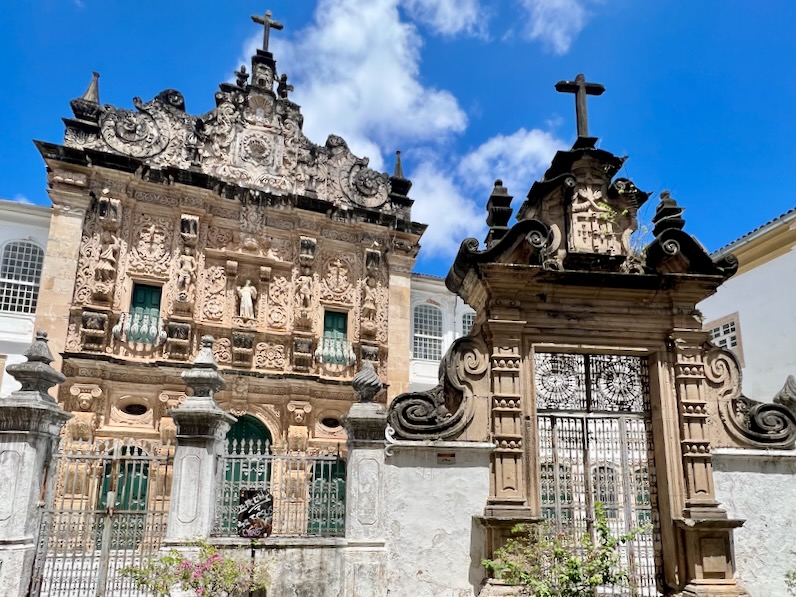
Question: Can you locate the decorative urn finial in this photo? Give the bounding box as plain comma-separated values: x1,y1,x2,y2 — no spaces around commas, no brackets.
352,361,383,403
181,335,226,400
5,330,65,399
70,72,102,122
652,190,686,236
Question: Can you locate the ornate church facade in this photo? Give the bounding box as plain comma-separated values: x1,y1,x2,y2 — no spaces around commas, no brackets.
34,14,424,453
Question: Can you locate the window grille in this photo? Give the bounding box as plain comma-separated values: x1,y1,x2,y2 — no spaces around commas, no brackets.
0,241,44,314
413,304,443,361
461,312,475,336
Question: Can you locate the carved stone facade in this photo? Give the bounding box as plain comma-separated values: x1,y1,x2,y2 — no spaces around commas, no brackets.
388,124,755,595
34,22,424,454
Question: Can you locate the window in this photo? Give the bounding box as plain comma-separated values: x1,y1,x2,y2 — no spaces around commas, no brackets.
413,304,443,361
320,311,350,365
0,241,44,314
126,284,162,344
705,312,744,366
461,312,475,336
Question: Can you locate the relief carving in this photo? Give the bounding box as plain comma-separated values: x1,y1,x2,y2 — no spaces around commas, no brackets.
128,214,173,275
254,342,286,370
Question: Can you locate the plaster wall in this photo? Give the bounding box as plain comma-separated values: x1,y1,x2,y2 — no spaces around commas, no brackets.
713,449,796,597
409,274,475,392
383,443,492,597
698,249,796,401
0,200,51,396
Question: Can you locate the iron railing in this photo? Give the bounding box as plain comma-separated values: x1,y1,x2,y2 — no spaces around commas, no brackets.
112,311,166,349
214,440,346,538
315,337,356,366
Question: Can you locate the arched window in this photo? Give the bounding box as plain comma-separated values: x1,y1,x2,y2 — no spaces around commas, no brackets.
0,241,44,314
413,304,443,361
461,312,475,336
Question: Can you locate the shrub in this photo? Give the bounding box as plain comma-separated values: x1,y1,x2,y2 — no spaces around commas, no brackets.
120,540,269,597
484,502,646,597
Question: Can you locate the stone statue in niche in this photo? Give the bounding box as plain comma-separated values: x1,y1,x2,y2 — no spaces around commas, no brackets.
237,279,258,320
297,275,312,309
362,277,377,322
95,231,120,282
176,248,197,293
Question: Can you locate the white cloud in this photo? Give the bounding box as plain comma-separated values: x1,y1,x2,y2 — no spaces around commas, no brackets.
12,194,33,205
518,0,590,54
458,128,564,197
410,162,487,256
272,0,468,170
403,0,487,37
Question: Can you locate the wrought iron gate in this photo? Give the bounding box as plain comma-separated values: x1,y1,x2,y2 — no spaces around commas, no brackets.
30,438,173,597
534,352,662,596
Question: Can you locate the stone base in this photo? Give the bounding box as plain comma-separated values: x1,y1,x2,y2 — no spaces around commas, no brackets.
478,580,524,597
677,583,750,597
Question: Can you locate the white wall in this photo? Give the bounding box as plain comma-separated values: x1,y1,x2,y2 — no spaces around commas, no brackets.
0,200,51,396
698,249,796,401
409,274,474,392
384,442,492,597
714,449,796,597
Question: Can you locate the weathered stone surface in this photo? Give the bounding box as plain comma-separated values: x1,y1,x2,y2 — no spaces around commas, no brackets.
383,442,493,597
714,449,796,597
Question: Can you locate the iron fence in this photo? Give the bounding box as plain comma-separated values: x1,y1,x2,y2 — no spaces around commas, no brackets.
214,439,346,538
30,438,173,597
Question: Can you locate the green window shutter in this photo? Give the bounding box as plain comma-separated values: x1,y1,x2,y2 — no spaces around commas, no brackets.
129,284,162,344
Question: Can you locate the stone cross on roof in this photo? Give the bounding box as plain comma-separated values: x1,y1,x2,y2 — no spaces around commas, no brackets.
555,73,605,138
251,9,284,53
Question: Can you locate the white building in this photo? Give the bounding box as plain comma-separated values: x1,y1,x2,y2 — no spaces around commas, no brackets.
698,208,796,401
0,199,51,396
408,273,475,391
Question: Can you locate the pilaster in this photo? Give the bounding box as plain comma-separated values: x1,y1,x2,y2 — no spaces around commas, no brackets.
0,332,71,597
34,192,88,375
670,329,746,596
386,256,413,402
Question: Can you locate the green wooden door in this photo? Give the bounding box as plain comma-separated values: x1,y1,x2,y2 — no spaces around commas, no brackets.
129,284,161,344
322,311,348,364
96,447,148,549
221,416,272,533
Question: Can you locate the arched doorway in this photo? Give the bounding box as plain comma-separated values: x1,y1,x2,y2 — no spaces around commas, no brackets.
96,445,148,549
217,415,273,534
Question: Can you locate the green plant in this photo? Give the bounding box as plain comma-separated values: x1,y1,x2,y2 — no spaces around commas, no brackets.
120,540,269,597
484,503,647,597
786,567,796,595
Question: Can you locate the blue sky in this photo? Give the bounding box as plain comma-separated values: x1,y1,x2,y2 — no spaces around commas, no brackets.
2,1,795,277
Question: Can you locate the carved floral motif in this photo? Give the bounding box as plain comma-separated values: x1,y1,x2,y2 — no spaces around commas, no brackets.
254,342,286,370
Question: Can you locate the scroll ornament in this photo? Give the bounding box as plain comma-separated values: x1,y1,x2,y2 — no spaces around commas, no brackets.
387,333,488,440
705,345,796,449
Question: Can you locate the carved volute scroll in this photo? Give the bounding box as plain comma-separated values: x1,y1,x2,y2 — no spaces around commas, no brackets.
704,344,796,449
388,333,489,440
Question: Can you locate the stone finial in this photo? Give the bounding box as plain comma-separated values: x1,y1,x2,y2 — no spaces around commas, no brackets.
390,150,412,196
652,190,686,237
70,72,102,122
181,335,226,401
774,375,796,411
352,360,383,402
485,179,514,248
6,331,65,399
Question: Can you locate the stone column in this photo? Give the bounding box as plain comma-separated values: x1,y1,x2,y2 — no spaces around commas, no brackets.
165,336,235,544
670,330,745,596
0,331,71,597
343,361,388,595
386,256,413,401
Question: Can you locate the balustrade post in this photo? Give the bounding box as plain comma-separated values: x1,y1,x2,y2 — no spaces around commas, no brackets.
0,331,71,597
342,361,388,595
165,336,236,544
